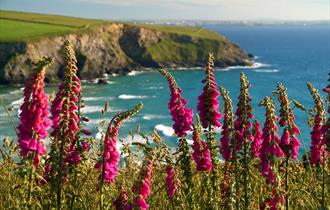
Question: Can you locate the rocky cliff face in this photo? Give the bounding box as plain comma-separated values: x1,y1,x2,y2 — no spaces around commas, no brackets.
0,23,252,84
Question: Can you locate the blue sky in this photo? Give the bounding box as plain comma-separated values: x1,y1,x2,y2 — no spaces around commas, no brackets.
1,0,329,20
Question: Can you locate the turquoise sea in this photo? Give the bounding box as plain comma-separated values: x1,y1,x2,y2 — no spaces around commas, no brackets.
0,24,329,154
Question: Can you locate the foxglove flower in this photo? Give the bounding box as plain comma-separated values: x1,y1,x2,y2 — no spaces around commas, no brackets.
234,73,254,151
219,86,235,161
307,83,327,165
274,83,300,159
197,53,222,128
96,103,143,184
259,96,284,184
49,40,82,169
159,69,193,137
132,155,154,210
17,57,52,166
192,123,213,171
251,120,263,158
165,165,177,197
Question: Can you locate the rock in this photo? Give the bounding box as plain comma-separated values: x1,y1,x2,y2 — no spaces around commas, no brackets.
97,78,108,84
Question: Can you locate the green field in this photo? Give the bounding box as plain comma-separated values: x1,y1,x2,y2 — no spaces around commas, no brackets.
0,10,102,28
0,10,104,42
0,10,225,42
0,19,75,42
135,23,225,41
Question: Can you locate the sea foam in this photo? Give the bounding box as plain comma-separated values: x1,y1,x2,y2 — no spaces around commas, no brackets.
118,94,149,100
154,124,174,137
142,114,168,120
253,69,280,73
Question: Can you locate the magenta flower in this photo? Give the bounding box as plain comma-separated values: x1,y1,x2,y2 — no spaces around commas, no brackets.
251,120,263,158
219,86,235,161
159,69,193,137
192,124,213,171
96,103,143,185
165,165,177,197
17,57,52,166
97,125,120,183
275,83,301,160
133,156,154,210
259,96,284,184
49,41,82,169
234,73,254,151
310,114,326,165
307,83,327,165
197,53,222,128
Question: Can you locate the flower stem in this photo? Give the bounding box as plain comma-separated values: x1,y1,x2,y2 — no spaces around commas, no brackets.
285,155,289,210
243,136,249,210
26,153,35,208
57,138,65,209
321,151,325,209
233,140,240,209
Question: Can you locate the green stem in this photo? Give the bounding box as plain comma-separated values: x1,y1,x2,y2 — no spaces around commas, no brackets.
57,138,66,209
69,169,78,210
285,155,289,210
99,136,106,210
242,137,248,210
321,151,325,209
26,153,36,209
233,140,240,210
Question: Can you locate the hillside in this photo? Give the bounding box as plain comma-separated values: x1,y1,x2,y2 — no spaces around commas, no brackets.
0,10,252,84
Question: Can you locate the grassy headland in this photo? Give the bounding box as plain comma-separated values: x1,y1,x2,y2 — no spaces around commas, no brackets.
0,10,251,84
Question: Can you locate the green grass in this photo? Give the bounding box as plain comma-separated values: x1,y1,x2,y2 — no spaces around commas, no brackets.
0,10,102,28
146,38,223,64
0,19,75,42
0,10,225,43
0,10,104,42
132,23,226,41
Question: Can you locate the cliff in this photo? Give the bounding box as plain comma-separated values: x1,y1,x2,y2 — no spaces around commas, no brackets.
0,11,252,84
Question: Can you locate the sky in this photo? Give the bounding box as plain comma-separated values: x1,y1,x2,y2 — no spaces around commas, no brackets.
1,0,329,21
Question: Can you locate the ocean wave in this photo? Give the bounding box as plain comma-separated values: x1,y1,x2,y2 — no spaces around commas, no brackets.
143,86,164,90
127,71,145,76
81,78,114,84
83,96,115,102
120,134,150,144
252,69,280,73
154,124,174,137
213,126,223,134
94,131,124,151
10,98,24,108
142,114,168,120
219,62,270,71
174,67,204,70
186,139,194,145
118,94,149,100
84,118,105,126
81,105,122,114
9,88,24,95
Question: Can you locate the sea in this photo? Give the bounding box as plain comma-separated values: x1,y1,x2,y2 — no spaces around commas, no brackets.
0,24,329,154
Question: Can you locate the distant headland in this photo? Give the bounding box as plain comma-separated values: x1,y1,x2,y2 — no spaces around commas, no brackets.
0,10,252,84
